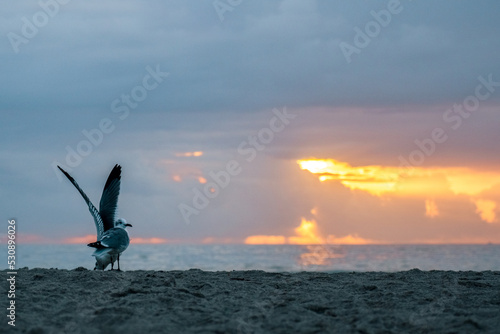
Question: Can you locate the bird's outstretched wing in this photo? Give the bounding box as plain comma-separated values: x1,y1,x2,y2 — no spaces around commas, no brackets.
58,166,106,240
99,164,121,233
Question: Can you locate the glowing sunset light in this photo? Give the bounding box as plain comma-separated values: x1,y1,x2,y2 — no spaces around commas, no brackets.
474,199,497,223
446,172,500,196
425,199,439,218
175,151,203,157
131,237,168,244
288,218,325,245
297,158,500,197
244,218,374,245
298,159,398,195
326,234,373,245
201,237,238,244
341,180,397,195
297,160,333,174
198,176,207,184
63,235,96,244
244,235,286,245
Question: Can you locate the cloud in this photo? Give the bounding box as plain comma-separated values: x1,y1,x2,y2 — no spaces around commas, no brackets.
326,234,374,245
297,157,500,197
174,151,203,157
2,1,500,117
245,235,287,245
63,235,96,244
131,237,168,244
288,218,325,245
425,199,439,218
473,199,497,224
2,2,500,245
245,218,374,245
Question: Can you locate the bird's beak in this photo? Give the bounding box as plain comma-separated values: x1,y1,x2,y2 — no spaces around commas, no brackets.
126,223,133,227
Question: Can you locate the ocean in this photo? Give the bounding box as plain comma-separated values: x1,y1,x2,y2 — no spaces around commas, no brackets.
5,244,500,272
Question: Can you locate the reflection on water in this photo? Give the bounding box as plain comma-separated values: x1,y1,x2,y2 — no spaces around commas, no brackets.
298,245,344,267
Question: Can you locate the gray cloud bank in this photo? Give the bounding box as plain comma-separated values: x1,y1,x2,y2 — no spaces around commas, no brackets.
1,1,500,243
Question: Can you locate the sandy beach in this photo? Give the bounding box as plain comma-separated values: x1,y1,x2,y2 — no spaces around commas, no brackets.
3,268,500,333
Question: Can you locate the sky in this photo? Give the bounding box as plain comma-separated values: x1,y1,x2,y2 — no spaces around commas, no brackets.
1,0,500,245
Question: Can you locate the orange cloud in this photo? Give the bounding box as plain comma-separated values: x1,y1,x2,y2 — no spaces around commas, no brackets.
298,159,398,195
297,158,500,197
131,237,168,244
63,234,96,244
298,158,500,225
425,199,439,218
473,199,497,223
170,173,207,184
326,234,374,245
244,235,286,244
201,237,238,244
288,218,325,245
175,151,203,157
244,218,373,245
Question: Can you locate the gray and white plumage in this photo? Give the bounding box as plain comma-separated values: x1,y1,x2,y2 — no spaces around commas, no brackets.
87,218,131,270
58,164,132,270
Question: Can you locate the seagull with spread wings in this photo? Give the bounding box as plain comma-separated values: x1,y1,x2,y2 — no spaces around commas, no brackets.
58,164,132,270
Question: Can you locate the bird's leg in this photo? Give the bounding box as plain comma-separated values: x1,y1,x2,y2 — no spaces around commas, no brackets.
110,261,114,271
117,254,121,271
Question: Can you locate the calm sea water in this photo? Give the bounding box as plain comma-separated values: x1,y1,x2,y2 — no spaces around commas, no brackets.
4,244,500,272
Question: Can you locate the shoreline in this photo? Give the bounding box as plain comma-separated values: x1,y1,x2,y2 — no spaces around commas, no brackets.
3,268,500,333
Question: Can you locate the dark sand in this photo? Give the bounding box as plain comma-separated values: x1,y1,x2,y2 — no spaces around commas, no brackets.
3,268,500,333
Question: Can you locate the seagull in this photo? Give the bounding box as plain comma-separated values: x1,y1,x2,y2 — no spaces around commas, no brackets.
58,164,132,271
